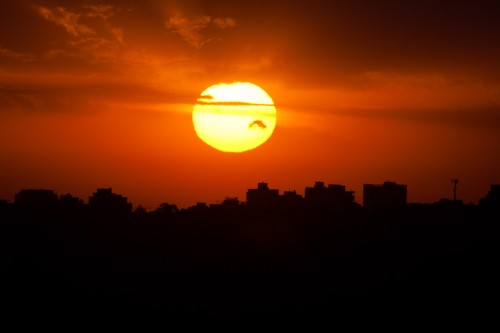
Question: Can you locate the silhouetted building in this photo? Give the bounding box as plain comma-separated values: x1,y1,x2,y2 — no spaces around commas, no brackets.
479,184,500,210
14,189,58,211
222,197,240,208
435,198,463,208
208,197,241,216
305,181,326,203
305,181,356,212
277,190,304,214
246,182,280,211
88,188,132,216
195,202,208,209
363,181,407,211
0,199,9,212
58,194,84,211
183,202,209,217
281,190,303,204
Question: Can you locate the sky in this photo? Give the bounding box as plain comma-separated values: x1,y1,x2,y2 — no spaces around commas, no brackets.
1,0,500,209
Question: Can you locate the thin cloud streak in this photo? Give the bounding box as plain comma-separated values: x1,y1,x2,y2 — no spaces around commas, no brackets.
166,15,236,48
0,46,35,62
37,6,95,37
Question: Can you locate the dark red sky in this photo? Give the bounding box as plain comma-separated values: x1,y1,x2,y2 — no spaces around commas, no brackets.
1,0,500,209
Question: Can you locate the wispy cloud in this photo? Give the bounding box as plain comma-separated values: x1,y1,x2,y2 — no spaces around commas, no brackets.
84,5,117,20
38,6,95,37
212,17,236,29
166,15,236,48
0,87,65,113
36,5,126,63
0,46,35,62
110,27,125,45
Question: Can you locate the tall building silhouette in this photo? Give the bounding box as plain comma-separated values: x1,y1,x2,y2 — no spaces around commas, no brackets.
281,190,303,205
14,189,58,210
246,182,280,211
305,181,356,212
222,197,240,207
479,184,500,210
363,181,407,211
88,188,132,216
0,199,9,211
59,194,84,212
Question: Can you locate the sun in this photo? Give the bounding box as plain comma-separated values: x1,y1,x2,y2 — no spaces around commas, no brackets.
192,82,277,153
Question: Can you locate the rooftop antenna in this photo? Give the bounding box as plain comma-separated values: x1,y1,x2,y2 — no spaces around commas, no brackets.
452,178,459,203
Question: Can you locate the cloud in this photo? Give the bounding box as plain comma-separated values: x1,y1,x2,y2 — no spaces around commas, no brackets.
84,5,117,20
212,17,236,29
37,6,95,37
249,120,267,129
0,46,35,62
166,15,236,48
69,37,110,48
0,87,67,113
110,28,125,45
332,106,500,131
0,83,197,115
35,5,127,63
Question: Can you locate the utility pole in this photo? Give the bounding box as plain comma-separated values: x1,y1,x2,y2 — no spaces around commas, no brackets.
452,178,459,203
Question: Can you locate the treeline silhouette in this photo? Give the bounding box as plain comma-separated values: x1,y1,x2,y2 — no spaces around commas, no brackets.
1,183,499,322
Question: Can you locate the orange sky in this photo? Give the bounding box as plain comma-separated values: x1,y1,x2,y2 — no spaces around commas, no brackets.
1,0,500,209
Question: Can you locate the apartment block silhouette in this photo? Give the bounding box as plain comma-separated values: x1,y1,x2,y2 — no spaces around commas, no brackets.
363,181,407,211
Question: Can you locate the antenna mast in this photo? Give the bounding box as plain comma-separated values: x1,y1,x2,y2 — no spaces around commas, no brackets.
452,178,459,203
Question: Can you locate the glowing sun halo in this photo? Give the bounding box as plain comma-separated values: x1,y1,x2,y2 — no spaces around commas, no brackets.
192,82,277,153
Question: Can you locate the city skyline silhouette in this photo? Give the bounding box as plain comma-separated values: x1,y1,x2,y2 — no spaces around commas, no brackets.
2,0,500,325
3,177,498,212
1,179,499,322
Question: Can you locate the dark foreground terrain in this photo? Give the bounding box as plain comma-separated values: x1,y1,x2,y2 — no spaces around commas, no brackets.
1,204,499,324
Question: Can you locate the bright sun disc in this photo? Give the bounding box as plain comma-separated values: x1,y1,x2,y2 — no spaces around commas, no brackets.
192,82,277,153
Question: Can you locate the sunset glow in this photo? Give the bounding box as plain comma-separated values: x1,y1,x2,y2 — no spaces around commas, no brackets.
3,1,500,318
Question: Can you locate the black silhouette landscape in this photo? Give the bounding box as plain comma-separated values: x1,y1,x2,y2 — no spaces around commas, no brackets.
2,182,499,322
2,2,500,327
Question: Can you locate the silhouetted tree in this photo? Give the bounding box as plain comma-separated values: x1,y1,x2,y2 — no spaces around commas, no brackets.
153,202,178,220
133,205,148,220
